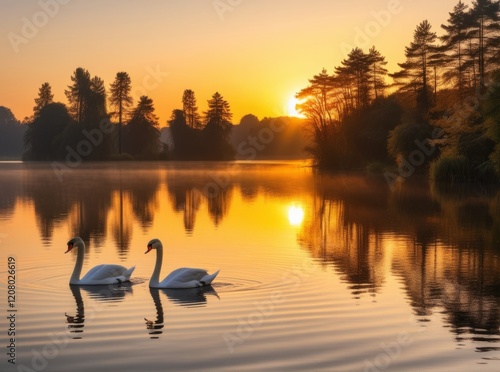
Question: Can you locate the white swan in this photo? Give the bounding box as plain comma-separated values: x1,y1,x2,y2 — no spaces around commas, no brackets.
145,238,220,289
65,237,135,285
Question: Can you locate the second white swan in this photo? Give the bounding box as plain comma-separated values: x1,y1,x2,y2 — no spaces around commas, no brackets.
145,238,220,289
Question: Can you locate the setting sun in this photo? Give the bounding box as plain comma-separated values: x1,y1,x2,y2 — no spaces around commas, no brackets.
287,95,306,118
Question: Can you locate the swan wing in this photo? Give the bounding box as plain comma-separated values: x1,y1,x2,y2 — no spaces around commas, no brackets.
81,264,134,283
158,268,220,289
163,267,208,282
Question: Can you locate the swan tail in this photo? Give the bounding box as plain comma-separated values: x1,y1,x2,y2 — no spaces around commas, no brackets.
201,269,220,286
123,265,136,280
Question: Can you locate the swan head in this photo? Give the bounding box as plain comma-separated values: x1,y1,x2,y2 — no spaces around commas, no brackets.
145,238,162,254
65,237,84,253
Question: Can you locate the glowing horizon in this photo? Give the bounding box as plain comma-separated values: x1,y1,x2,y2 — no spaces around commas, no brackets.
0,0,467,126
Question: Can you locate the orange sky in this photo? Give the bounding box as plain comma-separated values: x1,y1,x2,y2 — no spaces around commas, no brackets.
1,0,469,126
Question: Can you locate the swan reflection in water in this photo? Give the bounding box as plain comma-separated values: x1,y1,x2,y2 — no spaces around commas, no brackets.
145,286,220,339
65,283,134,339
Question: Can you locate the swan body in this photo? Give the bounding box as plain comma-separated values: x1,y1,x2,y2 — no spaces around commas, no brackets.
145,238,219,289
66,237,135,285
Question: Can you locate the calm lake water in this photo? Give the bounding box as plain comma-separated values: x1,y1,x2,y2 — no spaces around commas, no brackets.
0,161,499,371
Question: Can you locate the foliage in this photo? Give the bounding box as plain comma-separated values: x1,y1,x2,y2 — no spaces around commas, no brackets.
23,103,73,160
182,89,201,129
33,83,54,118
109,72,133,154
169,109,202,160
65,67,91,124
430,155,471,182
430,68,500,183
483,70,500,175
469,0,500,87
5,1,500,175
344,96,402,166
62,67,114,159
0,106,25,159
431,155,497,183
387,113,435,166
390,20,439,113
169,91,235,160
123,96,161,159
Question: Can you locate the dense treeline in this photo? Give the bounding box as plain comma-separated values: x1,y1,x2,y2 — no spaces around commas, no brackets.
298,0,500,183
169,90,235,160
4,0,500,184
231,114,309,160
0,106,25,159
17,69,304,162
22,68,166,161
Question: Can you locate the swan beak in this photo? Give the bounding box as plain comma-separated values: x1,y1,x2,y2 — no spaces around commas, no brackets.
65,243,73,254
145,245,153,254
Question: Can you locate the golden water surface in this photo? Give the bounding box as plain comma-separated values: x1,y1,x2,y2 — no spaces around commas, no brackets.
0,161,499,371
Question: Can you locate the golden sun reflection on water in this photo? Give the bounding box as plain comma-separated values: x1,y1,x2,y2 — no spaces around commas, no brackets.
287,205,305,226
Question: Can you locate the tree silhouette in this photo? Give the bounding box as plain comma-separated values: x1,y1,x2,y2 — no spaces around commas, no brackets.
296,69,338,166
24,103,73,160
123,96,160,159
110,72,133,154
368,46,388,99
204,92,232,126
331,47,388,118
0,107,25,159
87,76,107,126
63,68,113,160
202,92,234,160
65,68,91,125
335,48,372,110
469,0,500,88
483,70,500,176
182,89,201,129
391,20,439,113
33,82,54,118
168,109,202,160
440,1,470,100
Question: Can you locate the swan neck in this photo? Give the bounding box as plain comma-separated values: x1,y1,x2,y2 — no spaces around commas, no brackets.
150,244,163,287
70,242,85,284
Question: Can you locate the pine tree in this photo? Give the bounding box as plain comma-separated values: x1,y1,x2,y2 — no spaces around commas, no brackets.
335,48,372,110
469,0,500,88
87,76,107,126
203,92,234,160
110,72,133,154
33,82,54,118
124,96,160,159
182,89,201,129
204,92,232,126
390,20,439,113
65,67,91,124
368,46,388,99
441,1,470,99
